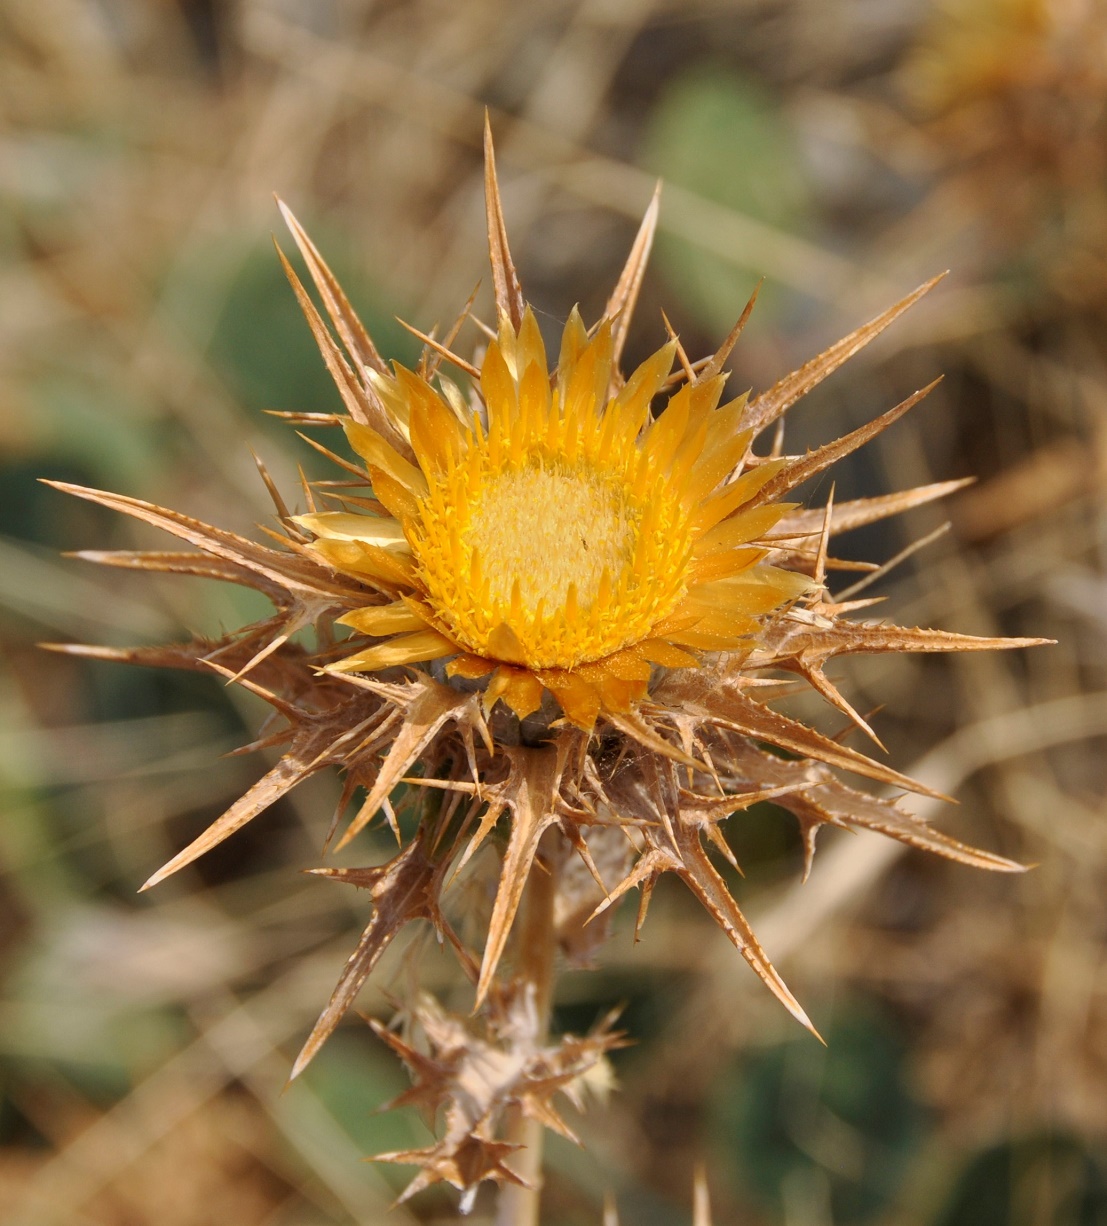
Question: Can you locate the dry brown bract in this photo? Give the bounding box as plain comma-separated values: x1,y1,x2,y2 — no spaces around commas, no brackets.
46,121,1046,1204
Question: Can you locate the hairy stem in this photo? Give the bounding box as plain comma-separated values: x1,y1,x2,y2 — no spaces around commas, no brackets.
494,831,561,1226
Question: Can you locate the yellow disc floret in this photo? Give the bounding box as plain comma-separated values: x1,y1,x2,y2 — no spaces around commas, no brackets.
413,429,694,670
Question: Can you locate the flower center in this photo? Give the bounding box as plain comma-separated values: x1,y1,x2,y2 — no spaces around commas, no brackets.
466,462,635,618
412,442,693,672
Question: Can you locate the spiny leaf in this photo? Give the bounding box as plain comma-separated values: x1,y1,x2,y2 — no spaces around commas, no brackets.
483,113,525,331
71,549,289,599
751,617,1054,668
475,745,565,1007
274,242,382,431
335,676,483,849
604,181,660,377
741,273,946,436
657,674,951,801
661,819,821,1040
749,379,942,507
291,833,448,1079
780,773,1026,873
776,478,975,540
47,481,361,603
141,689,387,890
699,278,762,384
277,196,389,375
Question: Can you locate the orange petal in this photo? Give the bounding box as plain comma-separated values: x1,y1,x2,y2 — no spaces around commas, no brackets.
487,621,528,665
593,648,653,682
447,654,497,680
485,666,544,719
595,671,647,712
637,638,701,669
542,671,602,729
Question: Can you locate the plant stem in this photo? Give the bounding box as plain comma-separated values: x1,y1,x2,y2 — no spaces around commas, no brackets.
494,832,561,1226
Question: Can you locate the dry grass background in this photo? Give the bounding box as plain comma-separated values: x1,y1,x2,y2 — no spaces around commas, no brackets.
1,0,1106,1223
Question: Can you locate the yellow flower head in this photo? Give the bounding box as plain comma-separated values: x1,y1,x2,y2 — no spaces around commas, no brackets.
296,305,806,728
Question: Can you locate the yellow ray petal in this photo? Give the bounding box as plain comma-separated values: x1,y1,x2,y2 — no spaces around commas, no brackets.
294,512,410,550
689,459,788,537
688,546,768,585
337,602,430,636
396,367,464,474
515,307,548,380
312,537,417,589
344,420,428,497
480,339,519,433
684,418,753,505
693,505,791,555
326,628,455,672
366,464,421,522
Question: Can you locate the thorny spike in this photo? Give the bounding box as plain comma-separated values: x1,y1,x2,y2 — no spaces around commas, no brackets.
605,181,661,375
424,279,482,382
834,521,950,601
778,477,975,540
751,378,943,508
796,659,886,750
813,483,834,590
251,449,300,536
692,1165,713,1226
483,112,525,331
274,242,378,430
336,679,481,850
741,272,947,436
397,317,482,379
276,196,388,375
661,310,696,382
474,746,564,1008
293,432,375,485
298,464,316,512
291,834,452,1080
699,278,762,383
665,820,822,1040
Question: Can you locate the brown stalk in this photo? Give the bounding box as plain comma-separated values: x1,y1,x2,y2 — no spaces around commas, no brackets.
493,834,561,1226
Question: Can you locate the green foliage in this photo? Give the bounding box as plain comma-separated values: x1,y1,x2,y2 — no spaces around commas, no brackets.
937,1135,1107,1226
639,67,812,332
714,998,921,1222
206,238,422,416
296,1029,422,1163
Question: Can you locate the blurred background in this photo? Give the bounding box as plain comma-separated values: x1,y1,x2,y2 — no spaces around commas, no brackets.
2,0,1106,1222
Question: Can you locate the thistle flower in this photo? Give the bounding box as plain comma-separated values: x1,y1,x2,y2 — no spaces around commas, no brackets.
47,121,1046,1205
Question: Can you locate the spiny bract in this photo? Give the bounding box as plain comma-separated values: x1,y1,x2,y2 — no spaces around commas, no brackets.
48,119,1045,1202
